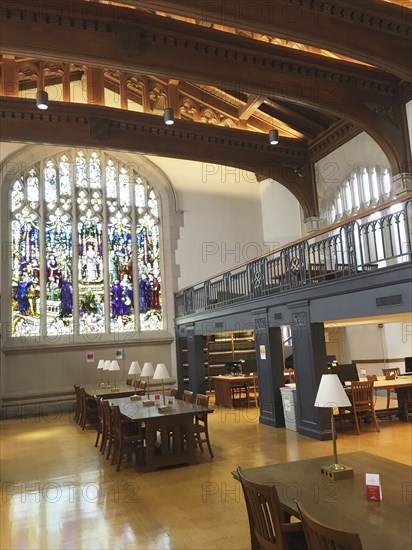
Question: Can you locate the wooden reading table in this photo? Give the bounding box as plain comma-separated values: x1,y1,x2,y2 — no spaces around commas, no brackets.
110,396,213,472
236,451,411,550
83,383,144,399
210,375,255,407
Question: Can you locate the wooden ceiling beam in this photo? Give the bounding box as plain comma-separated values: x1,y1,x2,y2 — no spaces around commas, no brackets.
177,82,275,134
262,100,328,138
0,97,316,217
123,0,412,80
238,94,265,121
1,1,410,173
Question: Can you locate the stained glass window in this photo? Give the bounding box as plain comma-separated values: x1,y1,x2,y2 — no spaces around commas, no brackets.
9,150,163,338
11,174,41,337
136,182,163,331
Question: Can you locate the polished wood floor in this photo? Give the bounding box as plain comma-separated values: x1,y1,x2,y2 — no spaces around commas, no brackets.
1,396,411,550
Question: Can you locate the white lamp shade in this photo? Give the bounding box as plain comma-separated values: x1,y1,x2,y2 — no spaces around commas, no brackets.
97,359,105,370
314,374,351,408
128,361,141,375
109,360,120,372
141,362,154,378
153,363,170,380
103,360,111,371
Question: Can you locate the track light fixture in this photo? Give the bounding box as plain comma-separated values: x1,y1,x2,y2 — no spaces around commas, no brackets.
269,129,279,145
36,90,49,110
164,107,175,125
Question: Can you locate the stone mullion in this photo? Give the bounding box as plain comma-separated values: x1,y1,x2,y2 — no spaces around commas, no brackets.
130,174,140,332
100,153,110,335
71,150,80,337
38,159,47,338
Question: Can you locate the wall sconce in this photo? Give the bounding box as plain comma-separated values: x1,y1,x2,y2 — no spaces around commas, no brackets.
36,90,49,110
269,129,279,145
164,107,175,125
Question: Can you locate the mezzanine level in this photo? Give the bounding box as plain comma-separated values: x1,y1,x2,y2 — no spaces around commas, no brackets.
175,195,412,322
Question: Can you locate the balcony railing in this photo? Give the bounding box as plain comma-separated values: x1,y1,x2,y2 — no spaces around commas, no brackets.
175,197,412,318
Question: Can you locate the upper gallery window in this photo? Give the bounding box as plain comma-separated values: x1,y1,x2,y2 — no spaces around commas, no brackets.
10,150,163,338
327,166,393,225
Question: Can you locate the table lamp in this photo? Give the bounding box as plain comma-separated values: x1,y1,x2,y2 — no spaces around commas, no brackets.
97,359,105,387
103,359,111,388
153,363,171,412
128,361,142,401
314,373,354,480
141,361,154,406
109,360,120,392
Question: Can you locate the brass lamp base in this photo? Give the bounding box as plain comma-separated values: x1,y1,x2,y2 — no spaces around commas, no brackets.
130,394,141,401
111,387,120,393
143,399,155,407
321,464,354,480
158,405,172,413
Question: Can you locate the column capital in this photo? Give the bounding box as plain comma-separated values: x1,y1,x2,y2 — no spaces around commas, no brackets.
304,216,321,233
392,173,412,196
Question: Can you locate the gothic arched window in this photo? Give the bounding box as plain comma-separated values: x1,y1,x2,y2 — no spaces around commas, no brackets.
10,150,163,338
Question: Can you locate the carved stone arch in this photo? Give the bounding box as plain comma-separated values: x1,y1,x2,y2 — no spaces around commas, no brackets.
0,143,181,214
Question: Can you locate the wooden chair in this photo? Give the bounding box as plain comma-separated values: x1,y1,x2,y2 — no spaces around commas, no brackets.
350,380,380,434
397,387,412,421
169,387,178,397
78,386,98,430
237,467,306,550
194,394,214,458
94,397,104,448
110,404,145,472
296,501,363,550
382,367,401,409
246,373,259,407
101,399,115,459
183,389,194,403
73,384,82,424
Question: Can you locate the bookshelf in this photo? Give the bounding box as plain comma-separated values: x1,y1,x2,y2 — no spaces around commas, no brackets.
177,330,256,392
206,331,256,391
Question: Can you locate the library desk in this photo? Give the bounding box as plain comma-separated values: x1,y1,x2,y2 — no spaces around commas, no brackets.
110,396,213,472
210,375,254,407
236,451,411,550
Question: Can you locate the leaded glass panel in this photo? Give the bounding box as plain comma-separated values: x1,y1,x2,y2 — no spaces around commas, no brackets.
11,206,41,336
9,149,163,339
137,202,162,331
108,213,134,332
